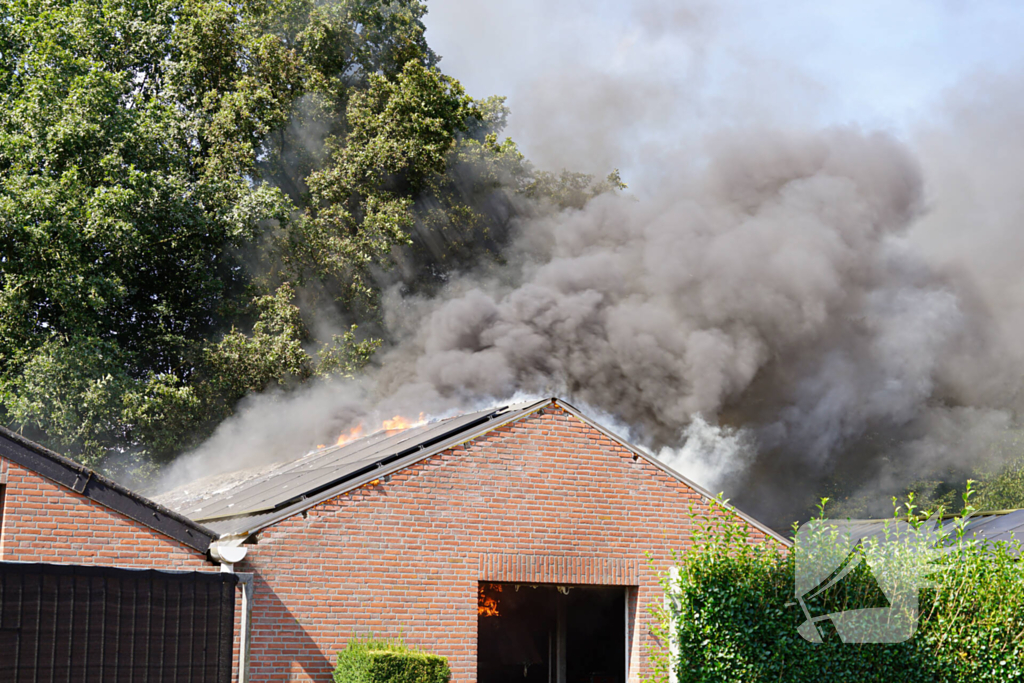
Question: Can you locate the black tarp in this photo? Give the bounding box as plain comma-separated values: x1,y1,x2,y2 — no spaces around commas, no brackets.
0,562,237,683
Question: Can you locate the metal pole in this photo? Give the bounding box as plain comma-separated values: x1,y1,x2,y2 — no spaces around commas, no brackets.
237,573,254,683
556,593,566,683
548,629,553,683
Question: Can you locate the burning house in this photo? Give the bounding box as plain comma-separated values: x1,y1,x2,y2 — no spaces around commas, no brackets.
0,397,786,682
153,398,786,682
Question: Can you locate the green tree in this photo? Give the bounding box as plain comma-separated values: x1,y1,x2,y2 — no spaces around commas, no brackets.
0,0,624,474
0,0,421,467
285,60,478,306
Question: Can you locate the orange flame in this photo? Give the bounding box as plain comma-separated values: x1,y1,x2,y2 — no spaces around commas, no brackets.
334,412,427,448
382,412,426,432
336,424,365,447
478,583,501,617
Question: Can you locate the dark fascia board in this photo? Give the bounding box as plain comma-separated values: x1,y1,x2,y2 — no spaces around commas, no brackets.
553,399,793,547
0,426,218,555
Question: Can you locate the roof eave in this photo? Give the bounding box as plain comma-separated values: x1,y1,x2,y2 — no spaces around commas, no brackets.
0,426,219,555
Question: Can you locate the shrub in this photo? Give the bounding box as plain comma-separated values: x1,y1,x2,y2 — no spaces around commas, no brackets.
334,638,451,683
652,495,1024,683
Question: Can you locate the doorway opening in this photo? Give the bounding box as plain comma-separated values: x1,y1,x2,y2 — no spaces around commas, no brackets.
477,582,628,683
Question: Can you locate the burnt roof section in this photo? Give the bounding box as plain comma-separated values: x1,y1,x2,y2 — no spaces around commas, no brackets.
0,426,219,554
154,400,551,537
155,397,791,546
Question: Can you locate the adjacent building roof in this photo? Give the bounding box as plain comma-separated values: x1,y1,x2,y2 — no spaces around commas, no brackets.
845,509,1024,551
957,509,1024,546
154,397,792,545
0,426,219,553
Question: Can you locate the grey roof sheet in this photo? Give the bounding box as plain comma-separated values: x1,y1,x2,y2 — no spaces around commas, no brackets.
835,509,1024,552
154,399,550,537
947,509,1024,546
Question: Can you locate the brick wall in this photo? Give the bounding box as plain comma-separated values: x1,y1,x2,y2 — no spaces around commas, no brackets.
240,404,774,683
0,457,214,570
0,456,248,679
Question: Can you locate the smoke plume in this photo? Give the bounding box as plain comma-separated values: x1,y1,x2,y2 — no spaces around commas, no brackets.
157,3,1024,529
373,127,1019,521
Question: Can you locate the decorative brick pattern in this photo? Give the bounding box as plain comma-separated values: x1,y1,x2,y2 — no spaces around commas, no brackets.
479,553,638,585
238,403,776,683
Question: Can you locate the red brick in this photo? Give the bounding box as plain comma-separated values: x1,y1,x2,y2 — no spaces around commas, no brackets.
238,405,777,683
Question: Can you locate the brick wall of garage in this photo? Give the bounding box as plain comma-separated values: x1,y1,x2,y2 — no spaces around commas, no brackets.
238,403,775,683
0,457,213,570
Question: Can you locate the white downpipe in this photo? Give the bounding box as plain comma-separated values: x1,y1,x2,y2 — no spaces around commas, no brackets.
211,537,253,683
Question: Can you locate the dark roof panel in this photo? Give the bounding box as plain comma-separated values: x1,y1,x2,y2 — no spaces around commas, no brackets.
155,400,550,535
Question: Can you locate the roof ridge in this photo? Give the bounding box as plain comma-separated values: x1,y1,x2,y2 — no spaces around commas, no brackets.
151,396,787,546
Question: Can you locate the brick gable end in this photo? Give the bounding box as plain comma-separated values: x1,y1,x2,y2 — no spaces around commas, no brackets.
240,403,771,683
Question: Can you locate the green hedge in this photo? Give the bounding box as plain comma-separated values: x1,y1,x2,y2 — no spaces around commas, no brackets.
653,497,1024,683
334,639,451,683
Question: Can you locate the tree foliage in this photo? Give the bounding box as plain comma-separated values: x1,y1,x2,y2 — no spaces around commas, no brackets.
0,0,623,472
290,60,478,306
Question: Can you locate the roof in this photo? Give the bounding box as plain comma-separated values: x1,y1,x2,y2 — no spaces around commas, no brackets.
155,400,550,537
957,509,1024,546
154,397,792,546
843,509,1024,551
0,426,219,554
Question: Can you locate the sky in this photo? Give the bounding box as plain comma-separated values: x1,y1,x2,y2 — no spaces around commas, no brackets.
422,0,1024,187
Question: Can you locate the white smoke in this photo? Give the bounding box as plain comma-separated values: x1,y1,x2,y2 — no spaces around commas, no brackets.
657,415,756,490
